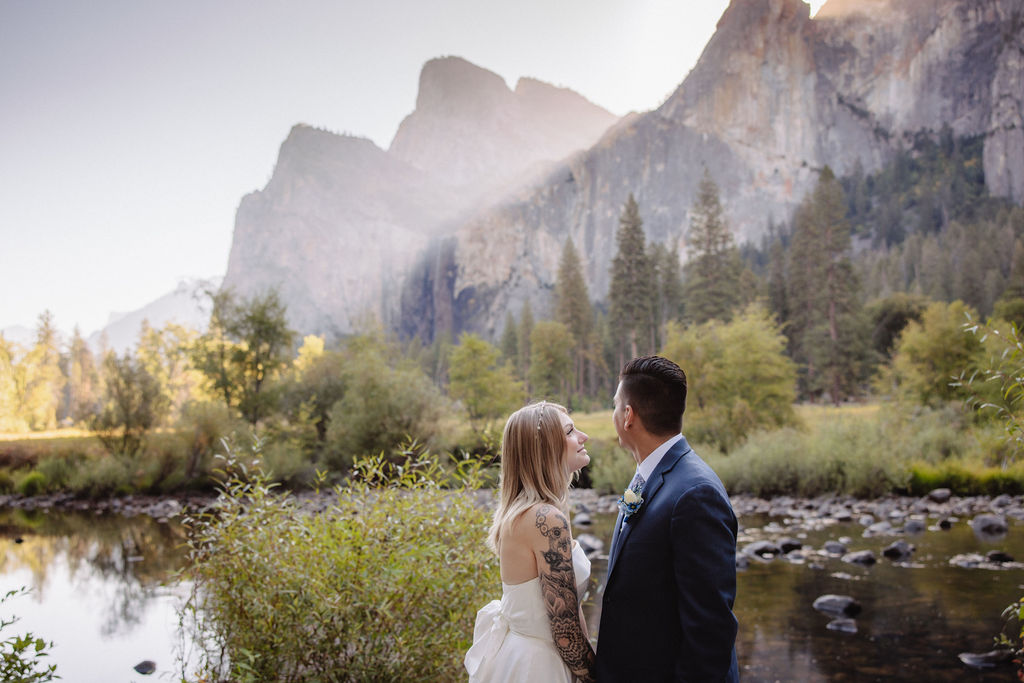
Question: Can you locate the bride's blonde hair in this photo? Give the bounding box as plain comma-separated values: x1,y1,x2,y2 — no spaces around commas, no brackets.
487,401,572,553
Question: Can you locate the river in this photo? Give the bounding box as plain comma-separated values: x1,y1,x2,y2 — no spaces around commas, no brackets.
1,498,1021,681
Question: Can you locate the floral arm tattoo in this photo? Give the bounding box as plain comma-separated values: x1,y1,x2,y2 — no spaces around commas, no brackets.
535,505,596,683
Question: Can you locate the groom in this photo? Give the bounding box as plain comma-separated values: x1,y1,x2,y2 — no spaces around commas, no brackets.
596,355,738,682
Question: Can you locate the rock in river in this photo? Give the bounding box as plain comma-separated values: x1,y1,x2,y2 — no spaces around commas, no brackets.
970,514,1008,535
882,540,915,561
813,594,862,617
958,648,1014,669
826,617,858,634
841,550,877,566
133,660,156,675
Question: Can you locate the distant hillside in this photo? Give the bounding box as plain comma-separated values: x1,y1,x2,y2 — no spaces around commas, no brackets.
86,277,219,353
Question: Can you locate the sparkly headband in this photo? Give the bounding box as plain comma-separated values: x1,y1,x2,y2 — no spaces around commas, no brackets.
536,401,547,435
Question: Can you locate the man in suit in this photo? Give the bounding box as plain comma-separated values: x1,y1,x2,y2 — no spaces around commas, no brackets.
596,355,738,682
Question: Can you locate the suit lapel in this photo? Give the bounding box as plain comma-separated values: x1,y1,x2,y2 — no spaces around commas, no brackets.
605,438,691,584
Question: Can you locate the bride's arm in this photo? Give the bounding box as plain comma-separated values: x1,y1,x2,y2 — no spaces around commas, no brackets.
531,504,596,683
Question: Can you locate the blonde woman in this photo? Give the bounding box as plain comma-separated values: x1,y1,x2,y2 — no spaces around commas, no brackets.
464,401,595,683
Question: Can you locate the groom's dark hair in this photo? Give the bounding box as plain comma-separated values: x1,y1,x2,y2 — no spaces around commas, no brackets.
619,355,687,436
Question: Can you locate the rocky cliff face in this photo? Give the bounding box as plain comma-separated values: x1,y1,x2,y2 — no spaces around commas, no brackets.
403,0,1024,341
225,0,1023,342
222,59,617,336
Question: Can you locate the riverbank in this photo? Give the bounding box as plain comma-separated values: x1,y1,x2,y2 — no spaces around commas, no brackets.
3,487,1021,533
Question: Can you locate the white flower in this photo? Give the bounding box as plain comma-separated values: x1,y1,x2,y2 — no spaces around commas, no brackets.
623,488,639,505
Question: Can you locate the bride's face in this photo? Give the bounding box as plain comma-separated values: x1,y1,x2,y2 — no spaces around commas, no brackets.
559,411,590,472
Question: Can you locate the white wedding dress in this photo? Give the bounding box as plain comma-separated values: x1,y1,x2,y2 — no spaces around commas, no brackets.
465,542,591,682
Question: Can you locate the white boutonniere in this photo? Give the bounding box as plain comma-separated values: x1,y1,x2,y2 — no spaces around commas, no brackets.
617,486,643,522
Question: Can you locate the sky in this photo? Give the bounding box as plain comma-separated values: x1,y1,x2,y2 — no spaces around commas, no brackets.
0,0,827,337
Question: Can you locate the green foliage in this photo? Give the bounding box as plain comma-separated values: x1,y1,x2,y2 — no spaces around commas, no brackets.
448,333,523,437
887,300,982,405
661,304,798,452
135,321,205,425
586,437,635,495
787,167,867,402
683,169,742,324
555,238,599,404
16,471,47,497
63,326,101,426
324,336,451,470
957,316,1024,465
0,589,58,682
865,293,928,358
180,442,498,682
527,321,573,404
91,351,169,457
517,300,534,383
709,402,1024,497
608,193,656,366
279,337,347,453
193,288,295,426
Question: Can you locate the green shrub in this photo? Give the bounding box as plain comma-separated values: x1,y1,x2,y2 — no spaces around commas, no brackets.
1,588,57,682
68,456,132,498
34,454,80,491
0,471,14,493
16,471,47,497
181,443,498,682
587,437,635,495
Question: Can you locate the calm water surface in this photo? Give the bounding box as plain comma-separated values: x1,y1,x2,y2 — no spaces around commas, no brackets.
1,504,1022,681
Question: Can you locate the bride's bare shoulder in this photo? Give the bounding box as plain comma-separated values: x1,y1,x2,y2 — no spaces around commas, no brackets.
509,503,571,549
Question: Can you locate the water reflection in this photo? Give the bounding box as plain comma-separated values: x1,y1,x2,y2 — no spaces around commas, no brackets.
0,510,189,682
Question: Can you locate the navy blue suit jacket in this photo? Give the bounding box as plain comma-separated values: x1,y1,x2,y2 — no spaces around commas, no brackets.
596,436,739,682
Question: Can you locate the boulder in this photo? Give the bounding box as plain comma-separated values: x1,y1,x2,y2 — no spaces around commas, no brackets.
841,550,877,566
971,514,1008,536
864,521,893,536
903,518,926,534
743,540,783,559
778,537,803,554
882,540,914,561
133,661,157,675
812,594,863,617
928,488,952,503
575,533,604,557
823,540,848,555
987,550,1015,563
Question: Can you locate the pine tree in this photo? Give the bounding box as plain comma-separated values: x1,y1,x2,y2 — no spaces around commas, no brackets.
787,167,866,403
608,194,655,367
517,300,534,387
683,170,742,324
554,238,594,405
65,326,101,425
500,311,519,365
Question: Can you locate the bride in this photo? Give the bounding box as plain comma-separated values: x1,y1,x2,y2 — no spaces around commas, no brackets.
464,401,596,683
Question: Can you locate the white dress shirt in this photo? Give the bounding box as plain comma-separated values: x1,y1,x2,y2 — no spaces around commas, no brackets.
633,433,684,489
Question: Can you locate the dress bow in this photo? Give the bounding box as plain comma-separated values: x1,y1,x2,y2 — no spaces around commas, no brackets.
464,599,508,677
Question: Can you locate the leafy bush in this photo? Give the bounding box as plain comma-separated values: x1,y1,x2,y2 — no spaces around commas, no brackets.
1,588,57,682
180,442,498,682
16,471,47,497
0,470,13,493
323,338,452,470
587,437,635,495
662,304,798,452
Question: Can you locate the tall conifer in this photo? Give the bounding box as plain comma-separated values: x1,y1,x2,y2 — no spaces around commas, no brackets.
683,169,742,324
608,194,655,367
554,238,594,405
